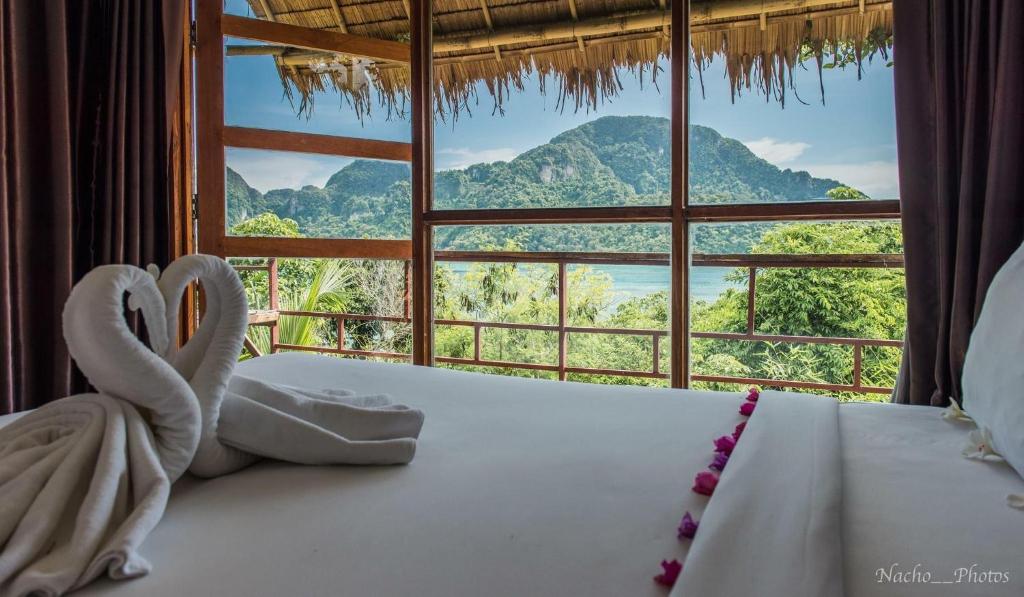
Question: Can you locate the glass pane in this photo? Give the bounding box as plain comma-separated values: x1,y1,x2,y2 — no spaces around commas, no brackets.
224,0,258,17
225,147,410,239
224,35,410,142
433,224,670,386
689,12,897,204
432,3,671,209
691,220,904,255
228,257,411,363
435,223,670,253
688,219,905,402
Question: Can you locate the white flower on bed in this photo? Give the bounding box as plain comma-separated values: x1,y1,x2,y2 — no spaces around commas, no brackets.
942,399,972,423
962,427,1003,461
1008,494,1024,511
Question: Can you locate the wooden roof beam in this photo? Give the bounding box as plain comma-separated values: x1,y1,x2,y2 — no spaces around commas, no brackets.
252,1,306,84
437,0,889,54
476,1,501,62
478,0,494,29
248,0,880,32
438,9,670,53
567,0,587,58
223,14,410,63
328,0,350,34
227,1,890,67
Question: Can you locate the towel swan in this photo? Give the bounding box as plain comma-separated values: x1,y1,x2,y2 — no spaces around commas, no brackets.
0,265,202,596
156,255,424,479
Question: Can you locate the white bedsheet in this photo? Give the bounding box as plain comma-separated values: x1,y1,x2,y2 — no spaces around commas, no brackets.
674,392,845,597
3,353,1019,596
77,354,748,597
841,402,1024,595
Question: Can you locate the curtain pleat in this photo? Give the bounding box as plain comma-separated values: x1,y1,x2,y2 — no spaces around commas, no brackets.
0,0,184,413
892,0,1024,406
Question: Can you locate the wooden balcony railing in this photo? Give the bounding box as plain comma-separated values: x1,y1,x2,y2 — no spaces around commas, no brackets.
234,250,904,394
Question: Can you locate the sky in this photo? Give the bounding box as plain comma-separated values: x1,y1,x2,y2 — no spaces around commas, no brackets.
222,0,899,199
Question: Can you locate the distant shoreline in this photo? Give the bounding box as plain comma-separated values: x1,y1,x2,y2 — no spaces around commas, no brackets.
441,262,737,314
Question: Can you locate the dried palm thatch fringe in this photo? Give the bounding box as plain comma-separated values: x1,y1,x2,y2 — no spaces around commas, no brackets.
239,0,892,119
691,5,893,106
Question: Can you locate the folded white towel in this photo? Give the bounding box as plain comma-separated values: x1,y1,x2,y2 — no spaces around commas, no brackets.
226,375,424,442
157,255,424,478
0,265,201,596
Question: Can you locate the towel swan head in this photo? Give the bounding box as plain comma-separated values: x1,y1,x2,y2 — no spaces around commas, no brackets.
62,264,202,482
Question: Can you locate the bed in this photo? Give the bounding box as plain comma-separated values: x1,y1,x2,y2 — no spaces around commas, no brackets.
18,353,1020,596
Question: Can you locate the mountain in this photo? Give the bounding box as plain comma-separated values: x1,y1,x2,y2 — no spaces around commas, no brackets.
226,116,844,252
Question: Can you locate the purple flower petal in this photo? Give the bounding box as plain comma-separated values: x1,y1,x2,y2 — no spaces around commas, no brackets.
747,387,760,402
654,559,683,587
739,401,756,416
709,451,729,472
677,512,699,540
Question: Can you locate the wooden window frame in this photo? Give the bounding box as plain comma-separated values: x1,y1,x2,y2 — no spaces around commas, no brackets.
193,0,901,388
194,2,413,260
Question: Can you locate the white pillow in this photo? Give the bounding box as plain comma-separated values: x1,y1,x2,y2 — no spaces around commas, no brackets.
961,239,1024,479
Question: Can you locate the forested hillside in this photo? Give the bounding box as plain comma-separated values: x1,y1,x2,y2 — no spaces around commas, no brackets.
227,116,846,253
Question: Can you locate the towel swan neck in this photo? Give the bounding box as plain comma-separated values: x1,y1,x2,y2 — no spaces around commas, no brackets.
157,254,259,477
62,265,201,482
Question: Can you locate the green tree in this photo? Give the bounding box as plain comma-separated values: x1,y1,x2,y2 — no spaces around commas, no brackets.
691,221,905,401
230,213,355,358
244,259,355,358
826,186,869,200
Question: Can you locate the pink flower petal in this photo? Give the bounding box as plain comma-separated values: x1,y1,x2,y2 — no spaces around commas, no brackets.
713,435,736,455
692,471,719,496
739,401,756,416
732,421,747,441
654,559,683,587
709,451,729,471
746,387,760,402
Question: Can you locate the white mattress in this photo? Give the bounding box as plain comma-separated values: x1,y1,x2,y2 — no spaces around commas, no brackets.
26,353,1018,596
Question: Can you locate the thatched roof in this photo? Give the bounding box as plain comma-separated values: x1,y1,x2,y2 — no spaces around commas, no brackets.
232,0,893,118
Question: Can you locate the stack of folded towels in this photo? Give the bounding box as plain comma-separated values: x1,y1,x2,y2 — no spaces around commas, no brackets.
0,255,424,596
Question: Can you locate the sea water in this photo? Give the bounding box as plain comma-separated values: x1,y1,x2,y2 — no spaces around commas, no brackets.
440,262,740,314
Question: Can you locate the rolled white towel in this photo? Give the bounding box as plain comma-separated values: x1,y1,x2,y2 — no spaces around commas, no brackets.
157,255,424,478
0,265,201,596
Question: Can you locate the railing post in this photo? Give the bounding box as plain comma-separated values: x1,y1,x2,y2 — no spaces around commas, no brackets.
558,261,568,381
268,257,279,353
404,259,412,321
652,332,661,376
337,315,346,352
853,342,863,390
473,323,481,362
746,266,756,335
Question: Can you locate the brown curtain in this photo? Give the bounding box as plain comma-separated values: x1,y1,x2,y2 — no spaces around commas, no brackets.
892,0,1024,406
0,0,185,414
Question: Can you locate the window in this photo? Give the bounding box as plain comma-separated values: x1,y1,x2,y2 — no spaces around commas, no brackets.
432,224,671,384
197,0,416,363
194,0,900,400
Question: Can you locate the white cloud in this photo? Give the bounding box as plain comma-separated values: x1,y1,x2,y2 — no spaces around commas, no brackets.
801,161,900,199
437,147,520,170
742,137,811,165
226,149,352,193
